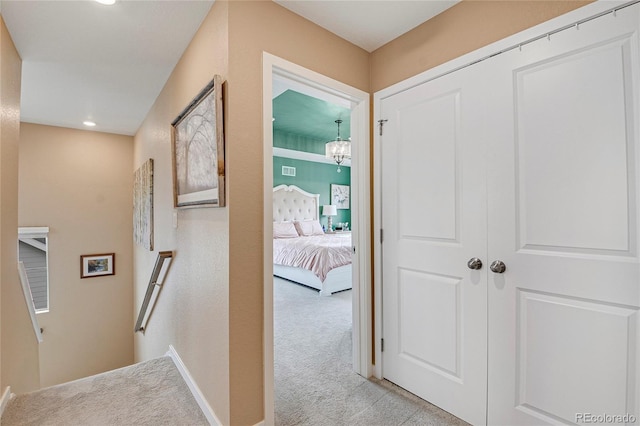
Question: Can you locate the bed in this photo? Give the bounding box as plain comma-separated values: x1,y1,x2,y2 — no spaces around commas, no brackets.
273,184,353,296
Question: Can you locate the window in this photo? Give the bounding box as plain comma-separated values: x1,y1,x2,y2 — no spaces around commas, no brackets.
18,227,49,313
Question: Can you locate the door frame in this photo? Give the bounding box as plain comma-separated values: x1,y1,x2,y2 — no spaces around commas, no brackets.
373,0,629,380
263,52,372,425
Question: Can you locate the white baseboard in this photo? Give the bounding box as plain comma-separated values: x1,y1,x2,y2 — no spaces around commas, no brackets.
1,386,12,417
166,345,222,426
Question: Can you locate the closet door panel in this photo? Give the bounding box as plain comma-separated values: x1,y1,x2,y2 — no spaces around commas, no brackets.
488,6,640,425
517,291,636,420
381,60,490,426
397,91,459,241
516,38,633,254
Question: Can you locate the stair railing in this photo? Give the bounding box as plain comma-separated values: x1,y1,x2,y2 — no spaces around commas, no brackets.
17,261,44,343
134,251,173,333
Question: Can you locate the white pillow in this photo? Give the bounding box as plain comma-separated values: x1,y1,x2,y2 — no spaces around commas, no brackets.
273,221,299,238
294,220,325,236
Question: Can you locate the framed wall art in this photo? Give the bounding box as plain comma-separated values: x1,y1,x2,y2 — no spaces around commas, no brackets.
81,253,115,279
133,158,154,251
171,75,225,208
331,184,350,209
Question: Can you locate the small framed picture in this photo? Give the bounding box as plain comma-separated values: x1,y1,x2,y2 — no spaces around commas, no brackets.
81,253,115,279
331,184,350,209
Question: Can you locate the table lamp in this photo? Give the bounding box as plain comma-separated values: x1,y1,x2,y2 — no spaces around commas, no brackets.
322,205,337,231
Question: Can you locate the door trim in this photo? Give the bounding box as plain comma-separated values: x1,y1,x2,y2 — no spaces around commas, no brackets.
373,0,630,382
263,52,371,425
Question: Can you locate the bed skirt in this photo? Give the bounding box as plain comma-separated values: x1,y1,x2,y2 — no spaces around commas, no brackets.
273,263,352,296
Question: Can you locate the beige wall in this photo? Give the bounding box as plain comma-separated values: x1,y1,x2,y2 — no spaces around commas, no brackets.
132,1,231,424
0,15,40,395
18,123,134,388
371,0,591,92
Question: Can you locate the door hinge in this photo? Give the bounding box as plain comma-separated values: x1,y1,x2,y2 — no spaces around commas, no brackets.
381,338,385,352
353,246,356,254
380,228,384,243
378,119,388,136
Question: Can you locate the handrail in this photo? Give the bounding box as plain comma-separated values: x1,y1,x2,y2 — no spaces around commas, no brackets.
17,261,44,343
134,251,173,333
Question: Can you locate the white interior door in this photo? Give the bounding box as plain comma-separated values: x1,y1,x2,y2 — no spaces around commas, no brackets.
380,59,491,426
380,4,640,426
487,5,640,424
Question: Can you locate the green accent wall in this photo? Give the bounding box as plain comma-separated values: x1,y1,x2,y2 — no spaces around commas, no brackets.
273,129,325,154
273,156,351,230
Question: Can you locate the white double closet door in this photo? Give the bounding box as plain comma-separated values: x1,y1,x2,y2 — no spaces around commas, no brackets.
381,4,640,425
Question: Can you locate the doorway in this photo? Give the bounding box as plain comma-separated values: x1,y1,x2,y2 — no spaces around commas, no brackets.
262,53,371,424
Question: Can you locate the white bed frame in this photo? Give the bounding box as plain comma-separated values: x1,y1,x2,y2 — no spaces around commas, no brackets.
273,184,352,296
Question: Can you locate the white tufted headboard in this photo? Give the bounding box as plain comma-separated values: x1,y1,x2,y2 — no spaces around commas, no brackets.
273,185,319,222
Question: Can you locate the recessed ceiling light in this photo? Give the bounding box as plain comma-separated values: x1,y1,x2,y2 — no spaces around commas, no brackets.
83,121,97,127
95,0,116,5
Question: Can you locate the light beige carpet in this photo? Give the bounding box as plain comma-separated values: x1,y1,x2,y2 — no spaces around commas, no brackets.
274,277,469,426
1,356,208,426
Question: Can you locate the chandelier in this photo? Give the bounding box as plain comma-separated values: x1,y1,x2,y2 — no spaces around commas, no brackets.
325,119,351,173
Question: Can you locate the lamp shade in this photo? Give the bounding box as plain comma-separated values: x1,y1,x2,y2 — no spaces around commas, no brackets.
325,119,351,173
325,139,351,161
322,205,337,216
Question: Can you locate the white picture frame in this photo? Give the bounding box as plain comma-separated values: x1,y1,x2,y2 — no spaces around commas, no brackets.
331,184,350,209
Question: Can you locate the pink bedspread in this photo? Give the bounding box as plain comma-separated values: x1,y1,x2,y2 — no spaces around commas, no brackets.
273,233,352,282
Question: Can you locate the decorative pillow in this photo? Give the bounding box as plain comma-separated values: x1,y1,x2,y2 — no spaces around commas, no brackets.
273,221,299,239
294,220,325,236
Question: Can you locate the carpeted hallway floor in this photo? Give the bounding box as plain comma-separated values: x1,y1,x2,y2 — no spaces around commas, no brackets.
274,277,469,426
1,356,208,426
2,279,469,426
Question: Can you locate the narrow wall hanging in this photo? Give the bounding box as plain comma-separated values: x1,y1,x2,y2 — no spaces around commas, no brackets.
133,158,154,250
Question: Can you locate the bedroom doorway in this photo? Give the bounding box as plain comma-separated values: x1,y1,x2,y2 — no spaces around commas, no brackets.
263,53,371,425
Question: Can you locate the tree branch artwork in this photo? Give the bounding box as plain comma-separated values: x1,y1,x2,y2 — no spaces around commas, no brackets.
133,158,154,250
172,75,225,207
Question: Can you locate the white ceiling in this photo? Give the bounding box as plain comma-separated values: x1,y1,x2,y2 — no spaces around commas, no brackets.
0,0,458,136
1,0,214,136
274,0,460,52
